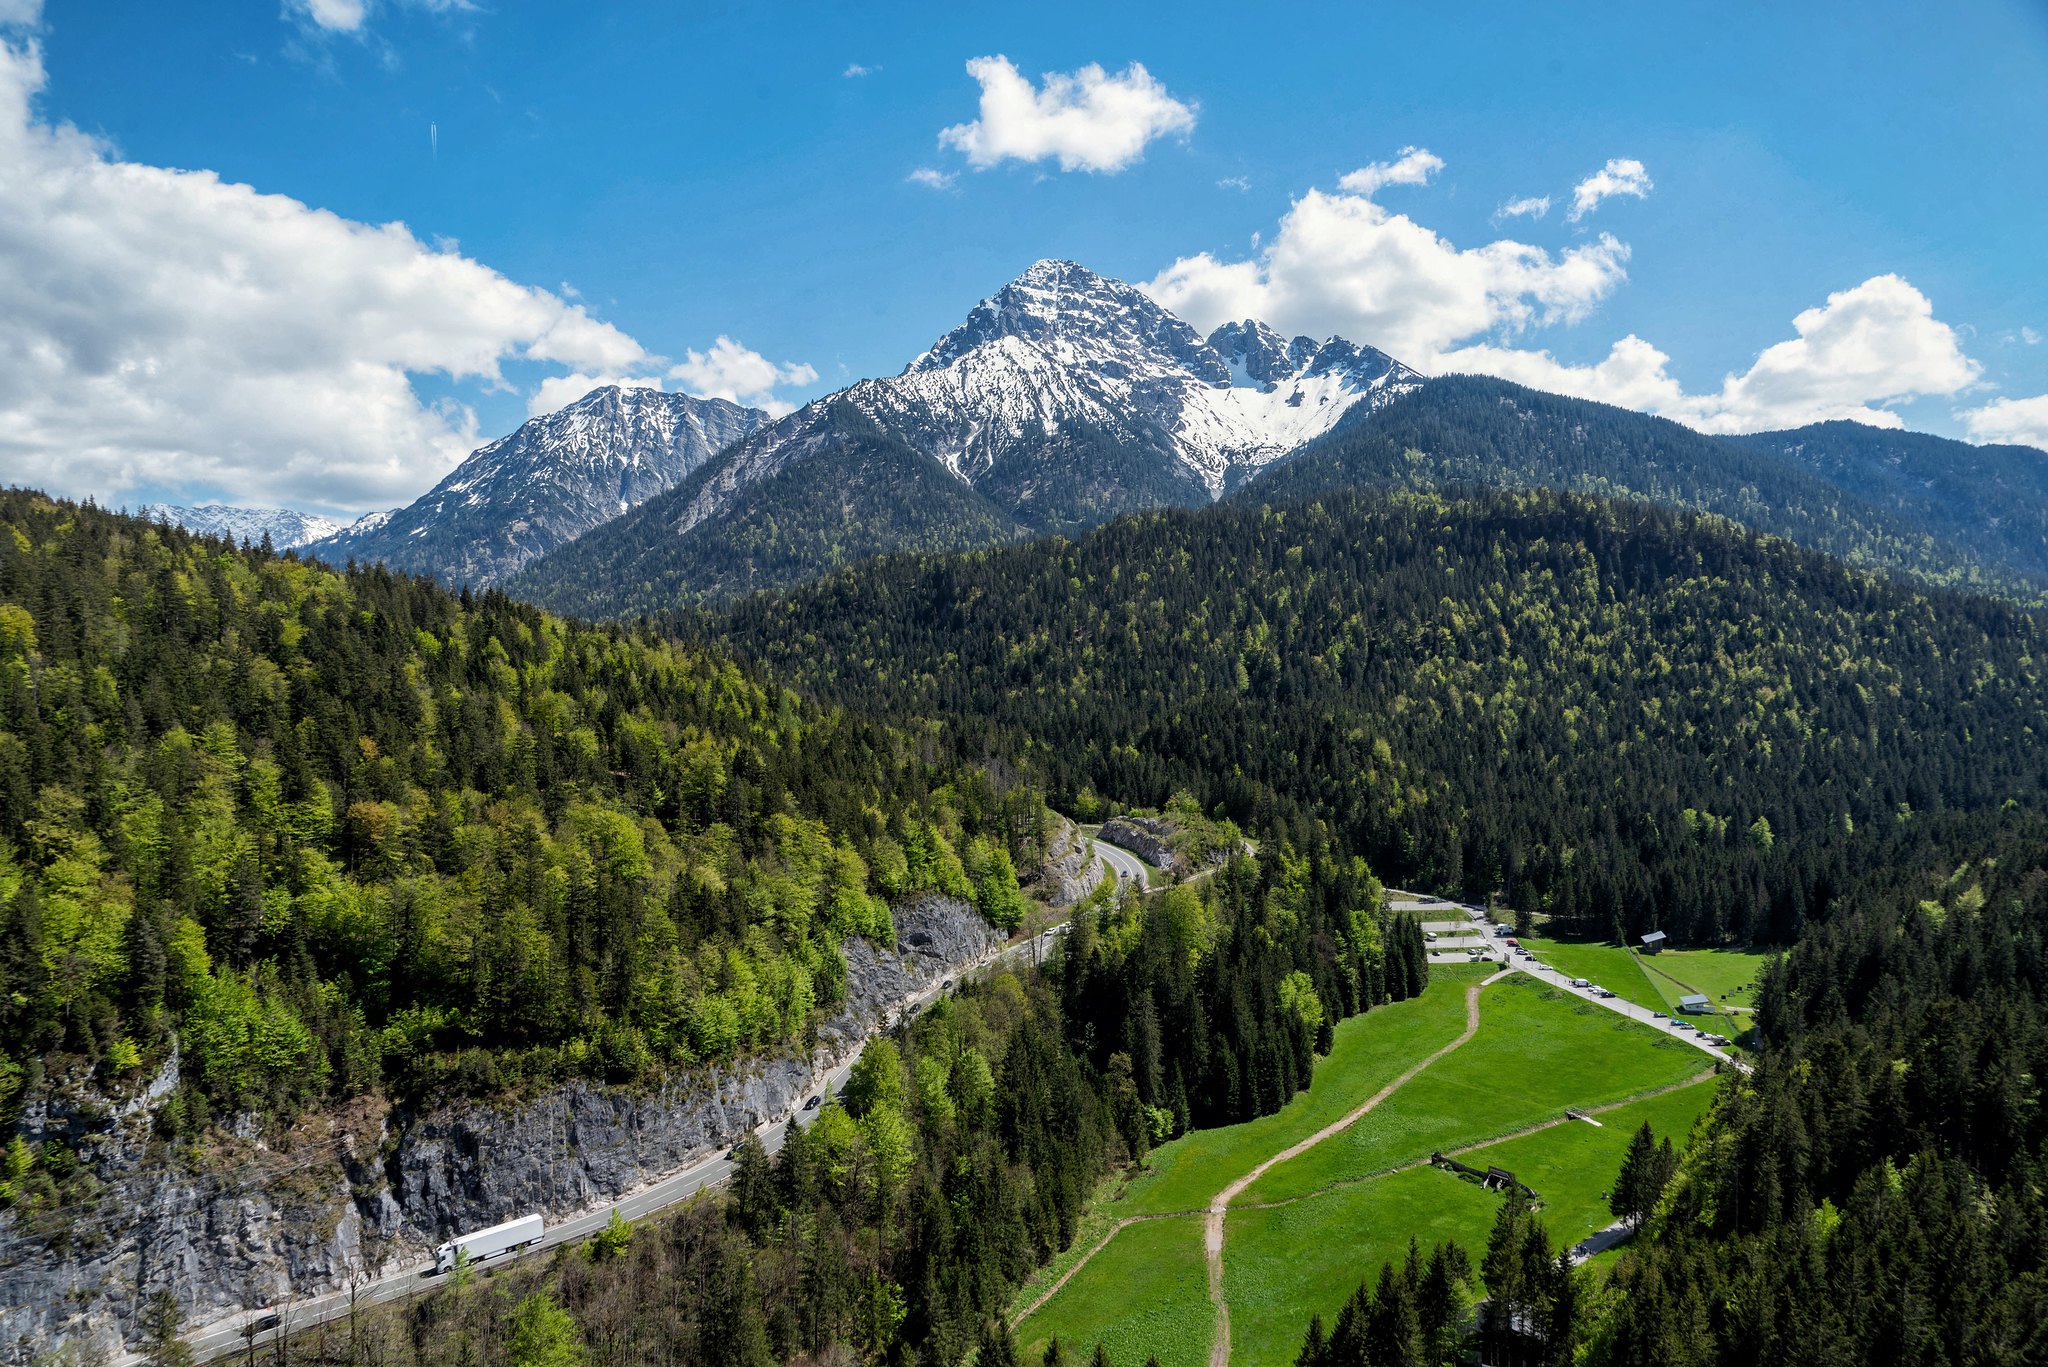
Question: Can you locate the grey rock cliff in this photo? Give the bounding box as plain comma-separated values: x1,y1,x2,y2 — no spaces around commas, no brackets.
0,898,998,1361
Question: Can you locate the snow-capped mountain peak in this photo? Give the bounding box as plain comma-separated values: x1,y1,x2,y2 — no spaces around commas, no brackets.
909,259,1230,386
302,386,768,585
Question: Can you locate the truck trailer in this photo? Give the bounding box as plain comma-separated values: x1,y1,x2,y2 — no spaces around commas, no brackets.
434,1213,544,1273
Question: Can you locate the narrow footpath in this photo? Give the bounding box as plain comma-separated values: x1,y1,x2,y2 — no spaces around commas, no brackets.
1202,969,1509,1367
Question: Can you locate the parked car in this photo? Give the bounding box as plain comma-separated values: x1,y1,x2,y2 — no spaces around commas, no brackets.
1569,977,1592,988
1424,931,1438,941
1596,987,1617,998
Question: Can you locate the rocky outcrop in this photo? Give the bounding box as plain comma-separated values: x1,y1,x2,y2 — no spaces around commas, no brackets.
1098,816,1184,876
1020,816,1102,908
0,898,999,1361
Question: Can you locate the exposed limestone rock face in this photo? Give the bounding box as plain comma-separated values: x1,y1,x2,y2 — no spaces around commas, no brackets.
1020,816,1102,907
0,898,999,1359
1098,815,1183,875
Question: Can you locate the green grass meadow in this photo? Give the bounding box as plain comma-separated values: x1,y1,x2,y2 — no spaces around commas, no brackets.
1016,1215,1212,1367
1244,975,1706,1203
1016,966,1720,1367
1220,1078,1721,1366
1112,967,1485,1218
1224,1167,1502,1367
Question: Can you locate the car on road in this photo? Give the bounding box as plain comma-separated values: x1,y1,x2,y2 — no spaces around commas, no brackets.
1596,987,1617,998
1424,931,1438,941
1569,977,1591,988
803,1095,822,1110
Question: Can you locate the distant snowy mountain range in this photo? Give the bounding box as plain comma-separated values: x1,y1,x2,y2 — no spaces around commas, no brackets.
502,260,1423,605
262,258,1419,592
126,255,2048,618
138,503,358,549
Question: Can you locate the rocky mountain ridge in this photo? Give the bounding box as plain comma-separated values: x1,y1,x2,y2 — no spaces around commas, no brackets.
304,386,768,586
507,260,1422,610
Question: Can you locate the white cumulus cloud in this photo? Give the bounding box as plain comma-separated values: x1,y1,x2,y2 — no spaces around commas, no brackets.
1495,194,1551,222
938,55,1195,174
843,62,875,78
1336,146,1443,197
0,32,651,514
1145,153,1632,365
0,0,42,26
1439,275,1982,433
1959,395,2048,449
669,338,818,418
290,0,368,32
285,0,473,35
1568,157,1653,221
906,166,956,190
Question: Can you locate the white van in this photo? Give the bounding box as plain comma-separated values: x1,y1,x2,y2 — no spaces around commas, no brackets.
1569,977,1591,989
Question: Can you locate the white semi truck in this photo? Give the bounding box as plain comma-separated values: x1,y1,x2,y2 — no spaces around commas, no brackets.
434,1213,544,1274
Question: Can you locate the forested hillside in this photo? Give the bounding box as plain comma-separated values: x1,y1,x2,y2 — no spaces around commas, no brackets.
0,490,1045,1137
1583,825,2048,1363
1252,377,2048,603
695,487,2048,946
1725,420,2048,589
277,819,1424,1367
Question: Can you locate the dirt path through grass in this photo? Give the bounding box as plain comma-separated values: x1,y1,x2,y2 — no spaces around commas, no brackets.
1223,1067,1719,1214
1202,971,1508,1367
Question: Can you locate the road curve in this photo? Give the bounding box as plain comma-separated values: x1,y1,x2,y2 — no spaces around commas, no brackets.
1088,831,1152,887
173,919,1076,1365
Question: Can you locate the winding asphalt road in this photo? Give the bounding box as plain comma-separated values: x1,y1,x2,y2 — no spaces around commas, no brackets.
170,835,1182,1364
170,916,1086,1365
1088,830,1151,888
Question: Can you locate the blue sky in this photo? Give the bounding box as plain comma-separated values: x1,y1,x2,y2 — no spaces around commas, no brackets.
3,0,2045,514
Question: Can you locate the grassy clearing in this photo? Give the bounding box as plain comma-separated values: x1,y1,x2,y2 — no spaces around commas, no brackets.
1016,1215,1211,1367
1244,976,1703,1204
1520,936,1774,1042
1454,1077,1719,1247
1219,1079,1718,1366
1109,969,1484,1218
1224,1167,1502,1367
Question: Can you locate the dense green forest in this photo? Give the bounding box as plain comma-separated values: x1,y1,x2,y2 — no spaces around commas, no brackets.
693,486,2048,946
1726,420,2048,592
1250,377,2048,603
0,490,1045,1136
273,829,1419,1367
1578,825,2048,1365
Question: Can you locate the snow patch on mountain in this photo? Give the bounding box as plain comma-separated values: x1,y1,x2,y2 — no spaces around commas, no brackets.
687,260,1423,530
304,386,767,585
